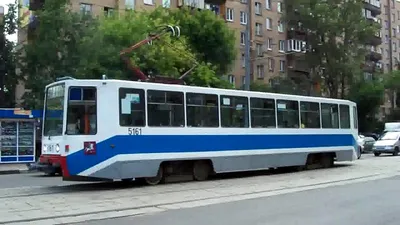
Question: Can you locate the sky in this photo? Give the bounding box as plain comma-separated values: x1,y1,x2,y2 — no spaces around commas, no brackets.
1,0,18,42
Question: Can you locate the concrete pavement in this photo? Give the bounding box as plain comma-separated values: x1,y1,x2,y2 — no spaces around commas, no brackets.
1,154,400,224
80,175,400,225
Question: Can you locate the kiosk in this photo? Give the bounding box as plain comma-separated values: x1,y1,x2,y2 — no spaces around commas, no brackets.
0,109,42,164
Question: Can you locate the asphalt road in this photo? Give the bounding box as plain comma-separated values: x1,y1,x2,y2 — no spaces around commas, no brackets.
79,175,400,225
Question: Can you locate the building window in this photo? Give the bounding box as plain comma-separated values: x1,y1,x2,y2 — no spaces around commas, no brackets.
339,104,351,129
277,100,299,128
256,43,263,56
119,88,145,127
255,2,262,15
241,53,245,68
240,32,245,45
287,39,306,52
394,42,397,52
104,7,114,17
277,2,282,13
277,20,284,32
256,65,264,78
255,23,262,36
226,8,234,21
147,90,184,127
268,58,274,71
242,76,246,86
364,72,372,81
162,0,170,7
250,98,276,128
125,0,135,9
265,0,271,9
143,0,154,5
220,96,249,128
321,103,339,129
267,38,272,50
393,28,397,37
80,3,92,14
279,60,286,72
279,40,285,52
240,11,247,25
186,93,219,127
228,75,235,85
266,18,272,30
240,0,247,3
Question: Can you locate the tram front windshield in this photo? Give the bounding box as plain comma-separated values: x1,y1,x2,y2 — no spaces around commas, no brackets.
43,84,65,137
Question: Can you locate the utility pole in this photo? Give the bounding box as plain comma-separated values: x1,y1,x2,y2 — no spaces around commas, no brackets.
244,0,251,91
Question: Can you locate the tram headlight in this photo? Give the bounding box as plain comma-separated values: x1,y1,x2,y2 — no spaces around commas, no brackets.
56,144,60,152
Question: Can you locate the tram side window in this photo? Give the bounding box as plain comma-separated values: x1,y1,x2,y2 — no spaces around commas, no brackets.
186,93,219,127
147,90,184,127
353,106,358,129
321,103,339,128
119,88,145,127
339,104,351,129
277,100,299,128
250,98,276,128
220,95,249,128
300,101,320,128
66,87,97,135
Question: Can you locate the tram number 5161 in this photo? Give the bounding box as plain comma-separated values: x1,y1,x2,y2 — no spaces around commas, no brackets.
128,128,142,135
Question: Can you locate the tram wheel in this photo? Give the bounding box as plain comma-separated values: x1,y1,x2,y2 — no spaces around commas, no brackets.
193,160,212,181
144,165,164,185
321,154,334,168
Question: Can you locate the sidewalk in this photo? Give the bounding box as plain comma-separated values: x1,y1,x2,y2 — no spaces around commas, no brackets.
0,163,33,175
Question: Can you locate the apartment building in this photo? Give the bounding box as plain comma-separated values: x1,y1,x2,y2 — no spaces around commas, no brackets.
364,0,400,119
15,0,400,110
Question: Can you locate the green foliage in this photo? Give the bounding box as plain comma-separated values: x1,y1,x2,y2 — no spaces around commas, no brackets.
0,2,18,107
162,7,237,74
285,0,380,98
20,0,98,108
348,80,384,132
19,4,236,108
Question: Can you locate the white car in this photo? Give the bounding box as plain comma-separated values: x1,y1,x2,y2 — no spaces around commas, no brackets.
372,131,400,156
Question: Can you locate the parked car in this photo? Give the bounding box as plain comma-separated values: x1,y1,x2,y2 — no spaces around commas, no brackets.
360,132,379,141
372,131,400,156
357,134,376,154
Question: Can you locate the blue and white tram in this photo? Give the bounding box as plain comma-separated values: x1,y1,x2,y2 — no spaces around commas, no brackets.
39,77,359,184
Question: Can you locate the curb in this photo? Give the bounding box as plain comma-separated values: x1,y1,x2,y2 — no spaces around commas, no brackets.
0,163,37,175
0,170,31,175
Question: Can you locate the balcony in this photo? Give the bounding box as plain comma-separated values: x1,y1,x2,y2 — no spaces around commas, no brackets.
287,59,309,74
178,0,226,9
364,0,381,15
365,30,382,46
287,27,307,40
366,47,383,61
29,0,45,11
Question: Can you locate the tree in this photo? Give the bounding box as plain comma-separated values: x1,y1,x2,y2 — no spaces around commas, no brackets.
285,0,380,98
20,4,235,108
0,2,18,107
19,0,99,108
348,80,384,132
158,7,237,75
